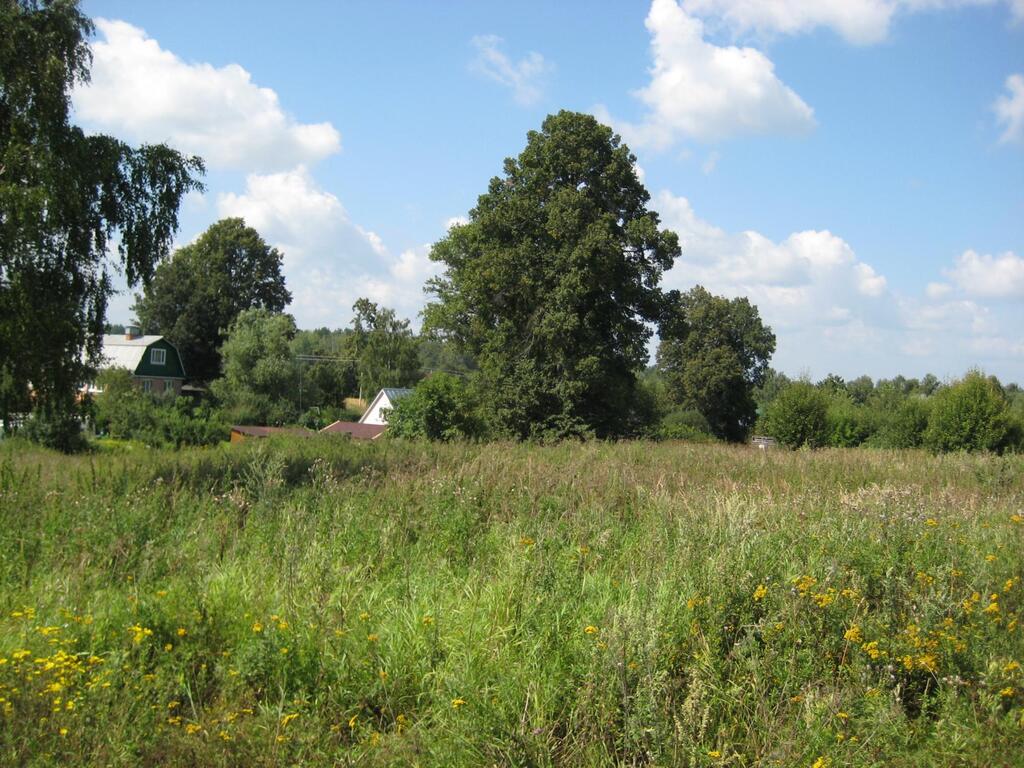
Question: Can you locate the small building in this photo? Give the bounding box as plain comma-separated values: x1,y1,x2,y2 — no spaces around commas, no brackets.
320,421,386,440
751,435,778,450
358,388,413,426
97,327,187,395
229,425,315,443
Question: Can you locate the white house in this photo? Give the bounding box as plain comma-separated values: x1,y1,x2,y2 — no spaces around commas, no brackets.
358,388,413,426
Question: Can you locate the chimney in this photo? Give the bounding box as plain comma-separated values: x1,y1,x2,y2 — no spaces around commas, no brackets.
125,325,141,340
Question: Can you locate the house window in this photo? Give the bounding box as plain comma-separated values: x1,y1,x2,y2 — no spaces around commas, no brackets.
165,380,175,394
150,348,166,366
142,380,152,393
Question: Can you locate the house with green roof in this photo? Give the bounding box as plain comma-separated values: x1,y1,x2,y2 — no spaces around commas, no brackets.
95,327,187,395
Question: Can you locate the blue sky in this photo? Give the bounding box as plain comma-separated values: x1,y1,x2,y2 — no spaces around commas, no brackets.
78,0,1023,382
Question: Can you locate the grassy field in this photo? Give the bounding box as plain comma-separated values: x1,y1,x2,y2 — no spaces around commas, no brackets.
1,438,1022,767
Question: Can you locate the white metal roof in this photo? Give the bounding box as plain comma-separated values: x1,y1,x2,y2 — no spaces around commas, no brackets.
98,334,164,372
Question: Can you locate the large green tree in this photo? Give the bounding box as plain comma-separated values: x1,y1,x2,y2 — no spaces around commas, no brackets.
424,111,680,439
657,286,775,442
350,298,420,400
133,218,291,383
209,309,299,425
0,0,204,429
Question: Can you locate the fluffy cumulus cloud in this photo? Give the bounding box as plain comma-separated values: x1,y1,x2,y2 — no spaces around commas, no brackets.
656,192,887,334
603,0,815,148
944,249,1024,298
684,0,1024,45
654,191,1024,377
73,19,341,171
994,73,1024,144
470,35,551,106
217,168,437,327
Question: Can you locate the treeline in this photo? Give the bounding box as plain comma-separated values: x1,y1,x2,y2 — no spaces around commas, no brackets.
753,369,1024,453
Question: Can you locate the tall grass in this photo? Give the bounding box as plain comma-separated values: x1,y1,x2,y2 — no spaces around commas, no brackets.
1,438,1022,766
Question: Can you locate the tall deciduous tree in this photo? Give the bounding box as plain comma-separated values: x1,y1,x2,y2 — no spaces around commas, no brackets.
657,286,775,442
424,111,680,439
133,218,291,383
210,309,299,425
350,298,420,400
0,0,204,429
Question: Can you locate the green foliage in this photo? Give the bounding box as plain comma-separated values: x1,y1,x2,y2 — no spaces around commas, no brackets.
93,368,226,447
133,218,291,383
657,286,775,442
387,374,484,441
761,381,831,448
0,0,203,426
424,111,680,440
291,328,359,412
753,368,791,412
867,397,931,449
826,394,874,448
658,407,715,441
210,310,299,425
924,371,1014,454
2,440,1022,765
350,299,421,399
19,407,88,453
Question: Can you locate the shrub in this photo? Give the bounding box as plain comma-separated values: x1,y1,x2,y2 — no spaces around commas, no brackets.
658,408,715,441
761,382,830,448
924,371,1013,453
388,374,484,441
868,397,931,449
826,395,874,447
20,407,88,453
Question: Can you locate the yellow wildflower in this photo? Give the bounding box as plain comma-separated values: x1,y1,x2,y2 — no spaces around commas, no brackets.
811,758,829,768
379,669,388,681
176,628,187,637
520,536,535,547
1004,661,1020,673
367,633,379,643
422,615,434,626
1000,687,1015,697
185,723,201,734
251,621,263,633
281,712,299,727
986,554,997,563
844,625,863,643
708,750,722,758
925,518,938,527
584,625,599,634
359,611,370,622
753,584,768,601
348,713,359,729
451,697,466,709
59,727,68,737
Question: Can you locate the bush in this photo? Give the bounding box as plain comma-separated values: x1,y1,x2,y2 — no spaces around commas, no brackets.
760,382,830,449
868,397,930,449
924,371,1013,454
94,369,227,448
658,408,715,441
21,407,88,453
826,395,874,447
387,374,484,441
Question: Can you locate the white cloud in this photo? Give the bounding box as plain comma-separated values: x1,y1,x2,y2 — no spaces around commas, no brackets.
73,19,341,171
217,168,430,327
470,35,551,106
701,150,721,174
685,0,896,44
683,0,1024,45
926,281,952,299
945,249,1024,298
994,73,1024,144
605,0,815,148
656,192,888,330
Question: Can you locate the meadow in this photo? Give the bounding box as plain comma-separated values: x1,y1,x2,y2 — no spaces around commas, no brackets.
0,438,1022,767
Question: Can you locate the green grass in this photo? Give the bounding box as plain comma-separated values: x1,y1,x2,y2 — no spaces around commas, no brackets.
1,438,1022,766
